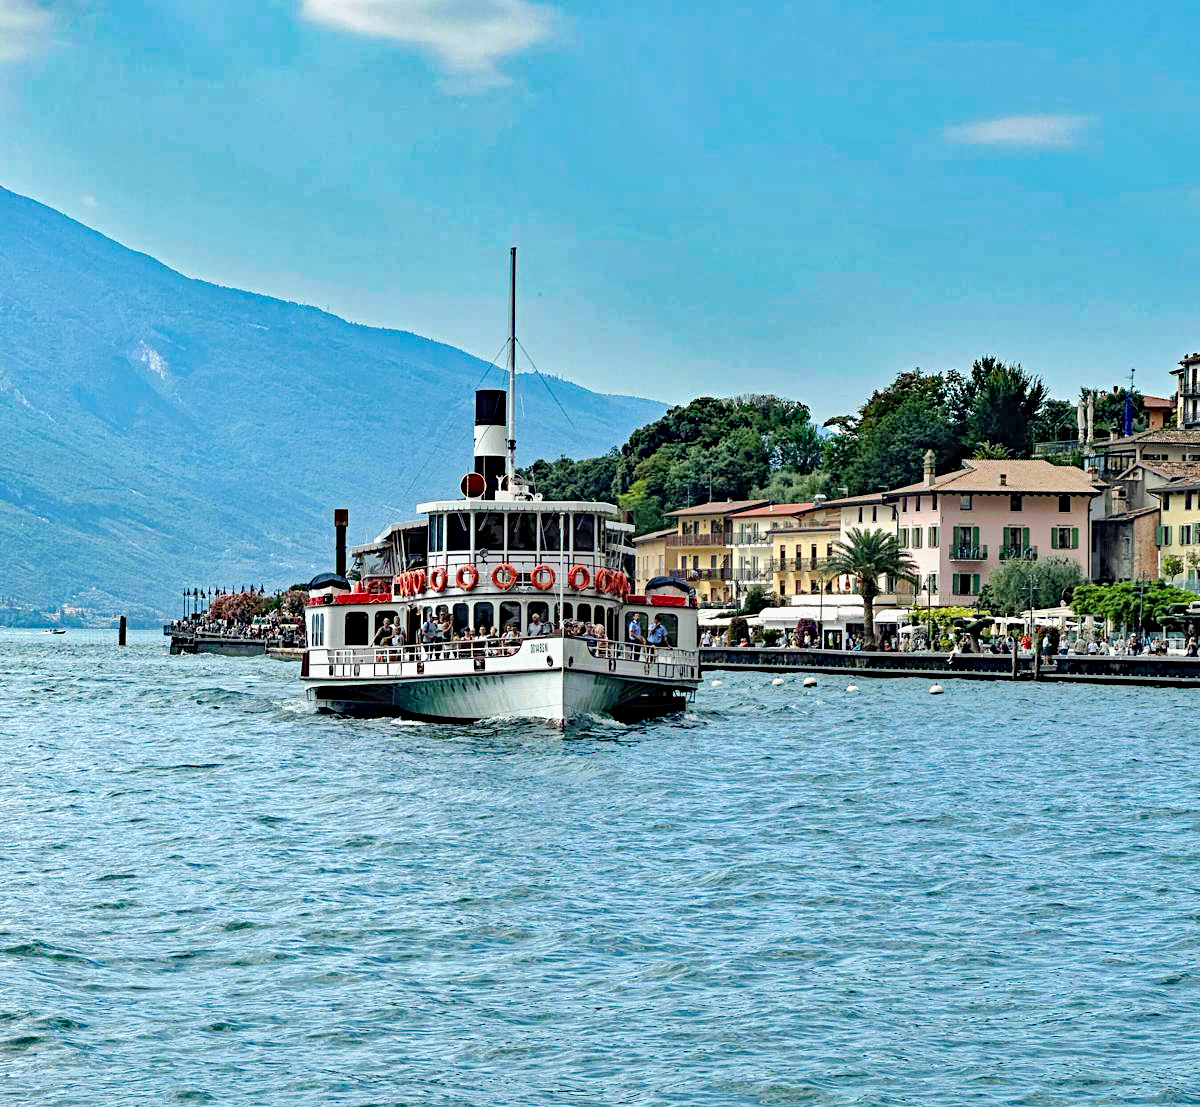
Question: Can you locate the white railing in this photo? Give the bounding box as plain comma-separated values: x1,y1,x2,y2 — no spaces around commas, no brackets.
316,634,699,682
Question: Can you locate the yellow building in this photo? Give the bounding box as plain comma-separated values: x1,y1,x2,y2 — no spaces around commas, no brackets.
663,499,768,605
631,527,673,593
768,504,847,599
1150,478,1200,590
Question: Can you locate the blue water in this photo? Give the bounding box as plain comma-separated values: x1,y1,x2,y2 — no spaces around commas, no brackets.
2,629,1199,1105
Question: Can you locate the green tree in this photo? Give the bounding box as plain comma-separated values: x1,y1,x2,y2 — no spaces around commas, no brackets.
948,356,1047,458
737,585,775,616
971,441,1010,459
751,470,828,503
1032,398,1078,446
1162,554,1184,582
617,478,667,534
981,558,1084,616
823,370,959,496
1071,580,1194,633
825,528,919,648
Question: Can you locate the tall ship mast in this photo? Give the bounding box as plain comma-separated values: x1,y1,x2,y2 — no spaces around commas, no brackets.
300,251,700,726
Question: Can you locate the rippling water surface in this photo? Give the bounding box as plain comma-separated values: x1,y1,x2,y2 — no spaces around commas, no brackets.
2,629,1199,1105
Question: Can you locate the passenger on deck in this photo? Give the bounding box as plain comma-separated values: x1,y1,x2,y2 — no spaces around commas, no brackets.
627,613,645,658
374,618,395,646
528,613,548,637
647,614,669,651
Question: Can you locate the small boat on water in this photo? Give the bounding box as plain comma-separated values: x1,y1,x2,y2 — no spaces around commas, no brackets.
44,628,67,634
300,250,701,727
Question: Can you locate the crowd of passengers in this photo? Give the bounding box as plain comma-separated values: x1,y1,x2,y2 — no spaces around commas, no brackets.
367,611,673,657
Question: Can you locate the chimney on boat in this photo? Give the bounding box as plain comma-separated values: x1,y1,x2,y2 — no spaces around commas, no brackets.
474,389,507,500
334,508,348,577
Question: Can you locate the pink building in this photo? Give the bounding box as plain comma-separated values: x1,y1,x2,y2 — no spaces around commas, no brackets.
885,453,1100,606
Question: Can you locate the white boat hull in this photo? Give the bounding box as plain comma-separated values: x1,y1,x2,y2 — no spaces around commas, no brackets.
303,637,698,726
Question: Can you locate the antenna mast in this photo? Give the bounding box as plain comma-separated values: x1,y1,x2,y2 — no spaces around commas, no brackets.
506,246,517,486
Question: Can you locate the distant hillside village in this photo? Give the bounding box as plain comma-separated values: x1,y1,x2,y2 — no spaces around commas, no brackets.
524,350,1200,644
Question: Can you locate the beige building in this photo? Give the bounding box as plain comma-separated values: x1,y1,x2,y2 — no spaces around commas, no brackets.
631,528,673,593
663,499,768,605
768,503,848,599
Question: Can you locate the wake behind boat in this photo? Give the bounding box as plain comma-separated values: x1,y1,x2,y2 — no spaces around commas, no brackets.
300,250,701,727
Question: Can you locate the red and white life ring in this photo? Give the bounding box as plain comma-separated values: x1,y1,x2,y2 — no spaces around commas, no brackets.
410,569,427,594
531,564,556,591
492,563,518,591
429,567,448,593
456,564,479,591
595,568,612,594
567,564,590,591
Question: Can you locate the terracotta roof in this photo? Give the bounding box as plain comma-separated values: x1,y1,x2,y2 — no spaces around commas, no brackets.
728,501,814,518
1150,476,1200,495
817,491,887,508
887,459,1100,496
665,499,768,517
1117,460,1200,481
1100,427,1200,447
1096,506,1160,522
632,527,674,543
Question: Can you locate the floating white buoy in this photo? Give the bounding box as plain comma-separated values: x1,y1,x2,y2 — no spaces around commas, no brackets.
929,684,944,695
846,684,859,693
802,676,818,688
771,677,785,686
710,679,723,687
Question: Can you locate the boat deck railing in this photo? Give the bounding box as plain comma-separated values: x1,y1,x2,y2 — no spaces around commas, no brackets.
318,634,699,681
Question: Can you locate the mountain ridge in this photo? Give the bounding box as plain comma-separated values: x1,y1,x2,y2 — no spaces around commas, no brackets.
0,185,665,617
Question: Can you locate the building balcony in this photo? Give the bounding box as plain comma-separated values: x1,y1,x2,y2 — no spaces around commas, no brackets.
950,544,988,561
665,533,729,549
1033,439,1082,458
669,568,731,581
999,546,1038,562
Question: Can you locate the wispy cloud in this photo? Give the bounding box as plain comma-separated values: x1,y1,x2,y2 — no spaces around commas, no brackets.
944,114,1094,150
300,0,558,89
0,0,51,62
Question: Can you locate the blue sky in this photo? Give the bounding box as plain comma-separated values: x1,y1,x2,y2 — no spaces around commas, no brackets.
2,0,1198,421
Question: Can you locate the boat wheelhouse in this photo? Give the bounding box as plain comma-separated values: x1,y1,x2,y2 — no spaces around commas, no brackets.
300,250,701,726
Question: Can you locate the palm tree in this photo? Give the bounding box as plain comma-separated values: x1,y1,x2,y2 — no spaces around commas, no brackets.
826,528,919,649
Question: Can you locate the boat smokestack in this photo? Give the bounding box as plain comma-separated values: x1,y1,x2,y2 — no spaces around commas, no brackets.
474,389,507,500
334,508,348,577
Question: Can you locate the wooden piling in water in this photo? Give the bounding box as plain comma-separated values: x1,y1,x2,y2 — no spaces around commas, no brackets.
118,615,127,646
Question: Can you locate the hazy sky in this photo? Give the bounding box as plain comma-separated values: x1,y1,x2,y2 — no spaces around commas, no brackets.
2,0,1198,420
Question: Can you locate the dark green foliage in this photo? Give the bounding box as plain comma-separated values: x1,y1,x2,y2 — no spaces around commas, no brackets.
737,586,775,616
1072,580,1195,632
980,558,1084,616
823,371,959,496
523,452,620,503
526,393,824,533
948,356,1047,458
1032,398,1079,445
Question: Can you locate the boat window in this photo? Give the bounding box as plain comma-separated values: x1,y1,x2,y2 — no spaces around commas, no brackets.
435,604,449,618
577,602,592,624
500,601,522,635
447,512,471,552
607,608,617,640
572,513,595,552
540,513,562,552
508,512,537,553
345,611,369,646
427,514,444,553
374,610,397,632
562,602,573,621
527,600,550,632
475,512,505,555
452,603,469,634
651,613,679,647
473,601,494,632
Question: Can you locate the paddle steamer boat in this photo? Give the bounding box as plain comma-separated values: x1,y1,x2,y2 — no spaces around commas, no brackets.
300,251,700,725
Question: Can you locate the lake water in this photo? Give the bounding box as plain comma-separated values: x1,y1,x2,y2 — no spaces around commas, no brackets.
2,628,1198,1105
